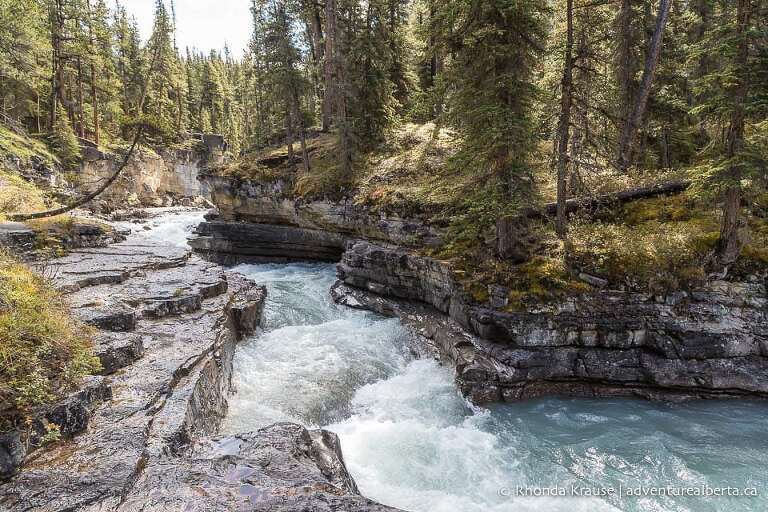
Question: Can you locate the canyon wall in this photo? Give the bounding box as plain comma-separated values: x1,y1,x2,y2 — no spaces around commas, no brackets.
79,134,226,207
193,174,768,404
190,174,441,262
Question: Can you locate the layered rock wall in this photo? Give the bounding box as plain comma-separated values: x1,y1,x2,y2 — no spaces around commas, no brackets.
79,136,226,207
337,240,768,402
190,175,441,262
192,174,768,404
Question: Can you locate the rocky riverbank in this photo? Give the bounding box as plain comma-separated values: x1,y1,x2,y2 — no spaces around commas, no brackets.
335,240,768,402
189,174,442,263
0,213,400,512
194,174,768,404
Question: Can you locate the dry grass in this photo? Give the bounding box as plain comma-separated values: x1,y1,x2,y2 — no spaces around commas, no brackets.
0,251,99,431
0,169,49,221
355,122,461,216
0,126,58,165
217,123,463,210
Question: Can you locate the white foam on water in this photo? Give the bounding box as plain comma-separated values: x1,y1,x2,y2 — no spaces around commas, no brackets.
223,263,410,429
215,256,768,512
118,207,208,248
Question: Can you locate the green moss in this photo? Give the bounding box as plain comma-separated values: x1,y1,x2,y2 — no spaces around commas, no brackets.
736,215,768,271
509,255,589,300
0,126,59,166
743,244,768,265
569,214,721,292
468,282,489,303
0,169,49,221
0,252,100,431
451,240,591,309
621,194,697,225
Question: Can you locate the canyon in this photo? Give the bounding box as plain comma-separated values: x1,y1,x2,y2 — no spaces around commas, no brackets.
1,167,766,512
191,173,768,403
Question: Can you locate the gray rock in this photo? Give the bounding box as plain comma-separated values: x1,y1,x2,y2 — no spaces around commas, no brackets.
0,239,270,508
488,284,509,308
95,332,146,374
229,283,267,336
49,240,190,292
118,424,400,511
197,174,443,248
191,220,346,263
32,377,112,443
335,240,768,402
0,222,36,259
0,433,25,481
78,304,137,331
578,272,608,288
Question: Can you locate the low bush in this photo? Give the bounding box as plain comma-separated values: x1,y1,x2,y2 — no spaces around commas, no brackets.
0,252,99,431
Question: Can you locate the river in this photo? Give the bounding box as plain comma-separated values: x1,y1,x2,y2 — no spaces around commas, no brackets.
151,209,768,512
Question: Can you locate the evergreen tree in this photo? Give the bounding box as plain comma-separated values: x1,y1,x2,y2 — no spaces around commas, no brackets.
142,0,184,141
690,0,768,264
433,0,549,194
50,103,80,168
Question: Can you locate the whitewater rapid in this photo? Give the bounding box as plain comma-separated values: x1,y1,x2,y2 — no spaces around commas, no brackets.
221,263,767,512
139,213,767,512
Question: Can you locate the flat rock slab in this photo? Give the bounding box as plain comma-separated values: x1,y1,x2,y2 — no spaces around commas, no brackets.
49,240,190,292
69,257,228,324
0,222,32,233
120,424,400,512
94,332,147,374
0,240,265,511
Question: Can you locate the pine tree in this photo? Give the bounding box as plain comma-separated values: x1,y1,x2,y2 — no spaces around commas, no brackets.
690,0,767,265
142,0,185,141
50,103,81,168
433,0,548,194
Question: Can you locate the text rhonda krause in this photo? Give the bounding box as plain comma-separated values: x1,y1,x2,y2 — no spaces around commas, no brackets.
499,485,759,498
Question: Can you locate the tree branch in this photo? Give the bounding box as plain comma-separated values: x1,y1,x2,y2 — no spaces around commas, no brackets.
9,125,143,221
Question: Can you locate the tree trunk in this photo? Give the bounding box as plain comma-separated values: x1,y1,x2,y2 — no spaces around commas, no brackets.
322,0,337,131
535,179,691,218
555,0,575,239
615,0,635,124
36,92,41,133
49,0,64,128
616,0,673,171
292,93,310,173
85,0,100,144
716,0,750,265
285,107,295,168
76,58,85,138
306,0,325,118
569,23,587,195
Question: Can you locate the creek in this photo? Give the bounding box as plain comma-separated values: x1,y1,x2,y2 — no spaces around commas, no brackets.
156,210,767,512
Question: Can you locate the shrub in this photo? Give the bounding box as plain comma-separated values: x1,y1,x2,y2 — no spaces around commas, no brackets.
49,105,81,170
0,252,99,431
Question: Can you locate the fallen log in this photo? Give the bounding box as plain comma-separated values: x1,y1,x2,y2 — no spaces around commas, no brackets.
497,179,691,260
538,179,691,218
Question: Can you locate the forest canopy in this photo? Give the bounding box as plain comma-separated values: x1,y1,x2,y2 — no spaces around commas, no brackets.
0,0,766,293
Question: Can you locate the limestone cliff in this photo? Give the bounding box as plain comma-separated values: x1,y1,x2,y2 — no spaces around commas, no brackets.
79,134,226,207
193,174,768,403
